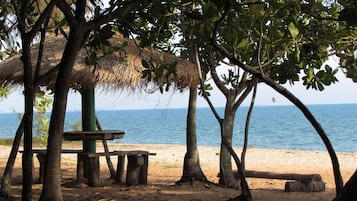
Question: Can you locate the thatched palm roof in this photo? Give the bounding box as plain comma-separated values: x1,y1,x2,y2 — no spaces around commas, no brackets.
0,33,199,90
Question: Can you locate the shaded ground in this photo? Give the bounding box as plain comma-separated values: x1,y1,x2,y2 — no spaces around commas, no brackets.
1,144,356,201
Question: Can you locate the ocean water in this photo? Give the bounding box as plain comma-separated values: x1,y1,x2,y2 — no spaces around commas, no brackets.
0,104,357,152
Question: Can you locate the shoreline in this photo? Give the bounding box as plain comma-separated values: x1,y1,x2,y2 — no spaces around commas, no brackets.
112,142,357,153
1,143,356,200
2,138,357,153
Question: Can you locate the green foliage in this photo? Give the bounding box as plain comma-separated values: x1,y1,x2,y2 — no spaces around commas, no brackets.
183,1,357,91
141,59,178,93
34,89,53,147
198,83,213,97
339,0,357,26
0,84,11,99
84,25,127,67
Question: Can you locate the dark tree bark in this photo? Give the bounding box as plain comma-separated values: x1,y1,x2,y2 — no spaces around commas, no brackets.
179,87,207,182
334,170,357,201
0,117,24,198
39,27,85,201
38,1,139,199
11,2,58,200
21,36,35,201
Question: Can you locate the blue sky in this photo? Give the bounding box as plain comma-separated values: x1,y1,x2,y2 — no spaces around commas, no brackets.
1,68,355,113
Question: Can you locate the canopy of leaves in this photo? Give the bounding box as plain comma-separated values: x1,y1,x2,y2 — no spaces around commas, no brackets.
183,0,357,91
337,0,357,82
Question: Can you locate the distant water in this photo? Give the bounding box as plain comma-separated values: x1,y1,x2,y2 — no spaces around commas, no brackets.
1,104,357,152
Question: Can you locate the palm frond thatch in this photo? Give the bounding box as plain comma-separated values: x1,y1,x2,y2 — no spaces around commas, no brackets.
0,33,199,90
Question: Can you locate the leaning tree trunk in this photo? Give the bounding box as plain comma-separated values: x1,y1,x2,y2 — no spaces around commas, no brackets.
334,170,357,201
39,29,84,201
179,87,207,182
0,118,24,198
222,137,251,201
212,33,344,196
241,84,257,171
219,99,238,189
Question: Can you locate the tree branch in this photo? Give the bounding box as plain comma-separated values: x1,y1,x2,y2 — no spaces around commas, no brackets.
210,1,344,196
27,0,58,40
86,0,141,30
241,82,257,171
233,80,253,111
75,0,86,23
194,46,222,124
56,0,76,26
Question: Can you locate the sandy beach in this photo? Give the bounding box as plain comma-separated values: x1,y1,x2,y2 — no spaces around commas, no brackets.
1,143,356,201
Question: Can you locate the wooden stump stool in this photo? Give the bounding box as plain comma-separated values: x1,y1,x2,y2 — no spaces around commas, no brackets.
115,153,126,183
285,181,325,192
113,150,155,186
126,154,145,186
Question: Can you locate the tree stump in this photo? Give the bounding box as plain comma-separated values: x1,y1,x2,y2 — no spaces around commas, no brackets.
115,154,126,184
126,154,144,186
139,154,149,184
285,181,325,192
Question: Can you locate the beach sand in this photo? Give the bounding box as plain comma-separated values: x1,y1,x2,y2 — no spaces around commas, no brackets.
0,143,356,201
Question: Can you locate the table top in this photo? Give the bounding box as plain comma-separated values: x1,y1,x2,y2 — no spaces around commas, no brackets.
63,130,125,141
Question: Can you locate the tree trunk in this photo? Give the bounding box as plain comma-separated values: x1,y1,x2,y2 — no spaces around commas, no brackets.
21,38,35,201
39,29,84,201
0,117,24,198
180,87,207,182
334,170,357,201
212,33,344,196
219,99,238,189
221,131,252,201
241,85,257,171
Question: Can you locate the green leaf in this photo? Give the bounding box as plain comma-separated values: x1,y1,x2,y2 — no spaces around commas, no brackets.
288,22,299,39
237,38,249,49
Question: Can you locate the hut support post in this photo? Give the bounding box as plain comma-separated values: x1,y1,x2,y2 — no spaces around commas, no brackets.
81,87,97,178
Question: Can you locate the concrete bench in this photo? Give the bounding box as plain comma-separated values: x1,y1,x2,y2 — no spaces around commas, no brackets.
218,170,325,192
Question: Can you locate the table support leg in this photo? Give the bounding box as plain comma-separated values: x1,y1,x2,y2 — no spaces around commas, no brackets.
87,155,101,187
77,154,85,182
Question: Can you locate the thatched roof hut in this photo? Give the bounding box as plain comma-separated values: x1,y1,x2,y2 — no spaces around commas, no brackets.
0,33,199,90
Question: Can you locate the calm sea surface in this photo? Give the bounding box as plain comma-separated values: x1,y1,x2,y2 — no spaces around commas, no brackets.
1,104,356,152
